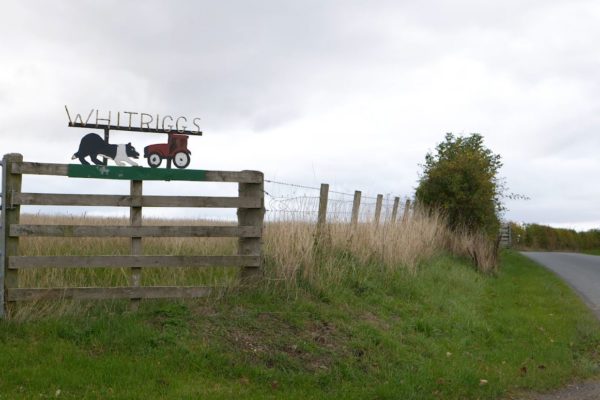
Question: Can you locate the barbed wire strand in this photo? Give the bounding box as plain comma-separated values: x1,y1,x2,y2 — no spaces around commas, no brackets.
264,189,402,213
265,178,393,200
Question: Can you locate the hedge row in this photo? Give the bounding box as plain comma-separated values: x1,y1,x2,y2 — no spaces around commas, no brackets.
511,223,600,251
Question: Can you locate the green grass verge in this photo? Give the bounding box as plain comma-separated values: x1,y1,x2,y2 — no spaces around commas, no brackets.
1,251,599,399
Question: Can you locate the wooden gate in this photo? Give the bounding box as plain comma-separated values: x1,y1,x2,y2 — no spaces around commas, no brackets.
0,153,264,318
499,223,512,248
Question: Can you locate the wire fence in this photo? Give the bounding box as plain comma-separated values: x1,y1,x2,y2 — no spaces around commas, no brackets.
264,179,411,224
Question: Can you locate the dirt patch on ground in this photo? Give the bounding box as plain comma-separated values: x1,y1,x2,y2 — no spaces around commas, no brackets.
216,312,350,372
360,311,391,330
511,380,600,400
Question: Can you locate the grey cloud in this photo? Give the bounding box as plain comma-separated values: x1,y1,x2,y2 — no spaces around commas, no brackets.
1,0,600,227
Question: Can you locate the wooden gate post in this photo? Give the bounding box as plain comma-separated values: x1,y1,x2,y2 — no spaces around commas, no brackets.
0,158,4,318
351,190,361,226
130,180,143,310
1,154,22,317
238,171,264,283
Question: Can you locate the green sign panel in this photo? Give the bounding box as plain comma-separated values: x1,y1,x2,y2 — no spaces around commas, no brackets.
67,165,207,181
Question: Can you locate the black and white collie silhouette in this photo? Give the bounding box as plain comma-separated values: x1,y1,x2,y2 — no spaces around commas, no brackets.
72,133,140,166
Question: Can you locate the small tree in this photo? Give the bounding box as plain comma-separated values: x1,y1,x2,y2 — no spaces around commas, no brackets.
415,133,503,236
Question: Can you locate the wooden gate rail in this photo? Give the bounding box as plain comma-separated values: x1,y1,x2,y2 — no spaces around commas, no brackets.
1,154,265,317
9,225,261,237
12,193,261,208
8,255,261,269
11,162,263,183
8,287,212,301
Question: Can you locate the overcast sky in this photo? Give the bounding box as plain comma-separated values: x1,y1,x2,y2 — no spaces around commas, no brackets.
1,0,599,228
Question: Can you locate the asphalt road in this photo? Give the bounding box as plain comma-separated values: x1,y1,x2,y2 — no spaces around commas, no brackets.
519,251,600,399
522,252,600,317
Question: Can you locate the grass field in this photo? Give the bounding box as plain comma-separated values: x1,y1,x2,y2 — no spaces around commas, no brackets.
1,250,599,399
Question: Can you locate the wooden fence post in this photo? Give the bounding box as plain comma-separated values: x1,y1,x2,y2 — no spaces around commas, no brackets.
2,153,22,317
374,194,383,227
402,199,411,223
317,183,329,234
390,196,400,223
351,190,361,226
130,180,142,310
238,171,264,283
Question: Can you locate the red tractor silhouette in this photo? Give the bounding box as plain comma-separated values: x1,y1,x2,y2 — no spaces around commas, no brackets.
144,133,191,169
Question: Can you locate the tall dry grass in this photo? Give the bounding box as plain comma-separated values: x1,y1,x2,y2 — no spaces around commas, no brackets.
446,229,500,274
263,206,448,287
263,205,499,290
18,214,238,290
16,207,499,290
10,206,498,318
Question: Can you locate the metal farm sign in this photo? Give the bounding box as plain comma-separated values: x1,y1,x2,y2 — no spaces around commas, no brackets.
65,106,202,169
64,106,202,134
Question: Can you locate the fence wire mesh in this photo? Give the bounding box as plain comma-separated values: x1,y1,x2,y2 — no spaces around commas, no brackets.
264,180,410,224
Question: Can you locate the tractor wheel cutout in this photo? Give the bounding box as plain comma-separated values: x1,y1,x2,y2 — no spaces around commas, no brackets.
173,152,190,169
148,153,162,168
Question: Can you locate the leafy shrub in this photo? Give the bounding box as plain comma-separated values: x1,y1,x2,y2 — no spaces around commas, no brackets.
415,133,503,236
